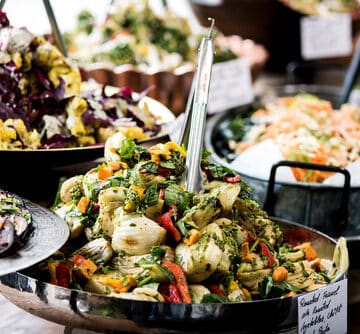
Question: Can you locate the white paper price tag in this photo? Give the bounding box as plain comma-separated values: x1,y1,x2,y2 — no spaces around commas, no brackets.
208,58,254,114
300,14,352,60
298,279,347,334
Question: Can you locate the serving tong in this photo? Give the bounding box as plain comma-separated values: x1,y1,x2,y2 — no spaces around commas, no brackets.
180,18,215,193
0,0,68,56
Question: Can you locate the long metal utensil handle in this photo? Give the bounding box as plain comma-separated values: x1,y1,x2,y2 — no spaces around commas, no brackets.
184,101,207,192
177,76,195,147
337,36,360,107
43,0,68,56
183,18,215,193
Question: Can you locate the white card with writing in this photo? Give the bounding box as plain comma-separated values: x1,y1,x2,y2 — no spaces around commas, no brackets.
207,58,254,114
298,279,347,334
300,14,352,60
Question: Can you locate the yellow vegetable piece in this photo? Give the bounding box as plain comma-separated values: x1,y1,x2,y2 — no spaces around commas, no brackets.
119,126,149,141
229,280,240,292
66,96,88,137
183,229,200,246
100,275,137,293
164,142,187,157
11,52,22,69
130,184,145,199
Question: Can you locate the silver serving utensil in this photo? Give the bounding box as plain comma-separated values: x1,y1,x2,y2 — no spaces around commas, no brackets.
177,74,195,148
0,0,67,56
43,0,68,56
182,18,215,193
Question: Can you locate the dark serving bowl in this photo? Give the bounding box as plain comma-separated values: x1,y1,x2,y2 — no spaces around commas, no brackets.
0,95,174,205
205,84,360,267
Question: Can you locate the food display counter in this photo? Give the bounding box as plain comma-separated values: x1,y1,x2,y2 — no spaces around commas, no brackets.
0,1,359,334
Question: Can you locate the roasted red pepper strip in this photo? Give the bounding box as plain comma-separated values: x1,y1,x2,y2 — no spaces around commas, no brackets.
259,241,275,268
159,283,183,303
207,284,226,296
155,206,181,242
224,175,241,183
159,188,166,200
161,261,192,303
168,283,183,303
54,261,72,288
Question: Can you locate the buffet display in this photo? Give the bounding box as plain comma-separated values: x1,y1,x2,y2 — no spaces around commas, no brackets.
66,0,262,72
0,1,355,333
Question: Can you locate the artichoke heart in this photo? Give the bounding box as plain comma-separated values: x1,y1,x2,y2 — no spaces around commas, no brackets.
181,192,220,230
188,284,211,303
205,180,241,212
73,237,114,264
237,269,272,290
112,212,166,255
97,187,126,237
60,175,84,203
176,223,224,283
113,287,165,302
104,131,127,162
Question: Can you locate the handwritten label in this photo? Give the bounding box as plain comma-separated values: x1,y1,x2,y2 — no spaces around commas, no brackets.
298,279,347,334
300,14,352,60
208,58,254,114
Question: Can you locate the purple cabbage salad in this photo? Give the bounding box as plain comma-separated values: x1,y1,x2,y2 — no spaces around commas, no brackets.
0,11,161,150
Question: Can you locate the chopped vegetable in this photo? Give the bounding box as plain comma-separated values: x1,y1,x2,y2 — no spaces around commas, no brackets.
45,139,345,304
272,266,289,282
232,94,360,182
48,261,72,288
155,205,181,242
161,261,191,304
0,12,163,150
71,254,98,280
259,241,275,268
77,197,90,214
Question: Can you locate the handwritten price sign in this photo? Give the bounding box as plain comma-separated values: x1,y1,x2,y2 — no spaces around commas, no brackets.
207,58,254,114
298,279,347,334
300,14,352,60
